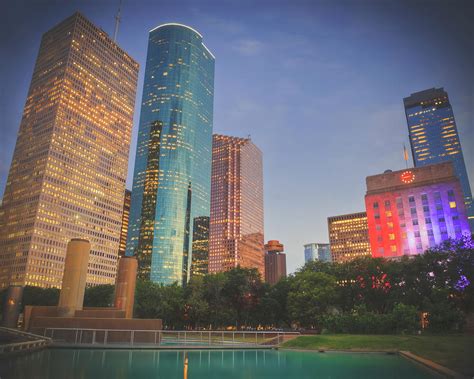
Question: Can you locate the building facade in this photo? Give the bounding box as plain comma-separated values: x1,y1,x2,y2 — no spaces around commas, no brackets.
404,88,473,231
126,24,215,285
304,243,331,263
264,240,286,285
0,13,139,289
327,212,371,263
118,190,132,257
365,163,470,258
209,135,265,277
190,216,210,278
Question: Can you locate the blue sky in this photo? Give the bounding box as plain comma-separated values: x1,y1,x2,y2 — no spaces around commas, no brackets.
1,0,473,273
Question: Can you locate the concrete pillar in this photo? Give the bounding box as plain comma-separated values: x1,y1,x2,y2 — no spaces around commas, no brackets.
58,239,90,317
114,256,138,318
1,286,24,328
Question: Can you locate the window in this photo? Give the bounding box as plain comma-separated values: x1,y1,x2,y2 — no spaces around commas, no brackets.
413,219,419,226
410,208,417,214
425,217,431,224
409,196,415,203
423,206,430,213
388,233,395,240
421,194,428,203
384,200,391,209
439,217,445,223
373,202,379,209
447,189,455,199
390,245,397,253
449,201,456,209
387,222,394,228
427,229,434,236
414,231,421,238
385,211,392,217
376,225,382,231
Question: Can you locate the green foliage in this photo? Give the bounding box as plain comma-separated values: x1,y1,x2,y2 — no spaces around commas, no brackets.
288,271,338,327
83,285,114,307
4,237,472,334
22,286,60,310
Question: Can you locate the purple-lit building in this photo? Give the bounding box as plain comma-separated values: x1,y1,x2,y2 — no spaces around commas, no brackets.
365,162,470,258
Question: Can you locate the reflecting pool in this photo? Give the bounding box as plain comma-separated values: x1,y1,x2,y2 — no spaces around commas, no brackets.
0,349,441,378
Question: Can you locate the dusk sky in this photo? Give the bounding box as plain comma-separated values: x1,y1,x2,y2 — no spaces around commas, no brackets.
1,0,473,273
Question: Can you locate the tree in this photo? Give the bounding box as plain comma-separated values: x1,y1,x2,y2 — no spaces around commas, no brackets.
288,271,338,328
83,285,114,307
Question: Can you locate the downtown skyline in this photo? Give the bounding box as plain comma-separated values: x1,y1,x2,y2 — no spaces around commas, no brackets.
1,0,473,274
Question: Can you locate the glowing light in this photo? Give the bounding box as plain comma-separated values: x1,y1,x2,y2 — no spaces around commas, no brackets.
401,170,415,184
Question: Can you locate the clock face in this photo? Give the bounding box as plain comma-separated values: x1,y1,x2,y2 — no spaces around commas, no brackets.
401,170,415,184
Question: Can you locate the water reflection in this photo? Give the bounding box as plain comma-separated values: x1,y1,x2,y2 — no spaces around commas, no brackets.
0,349,441,379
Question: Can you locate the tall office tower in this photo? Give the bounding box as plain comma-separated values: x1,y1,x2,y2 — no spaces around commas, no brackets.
190,216,210,278
404,88,473,231
365,163,470,258
118,190,132,257
327,212,371,263
304,243,331,263
0,13,139,289
264,240,286,285
126,24,215,285
209,135,265,277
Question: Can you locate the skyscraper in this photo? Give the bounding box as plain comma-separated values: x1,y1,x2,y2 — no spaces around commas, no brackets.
126,24,215,285
327,212,371,262
118,190,132,257
365,163,469,258
190,216,210,278
209,135,265,277
404,88,473,231
264,240,286,285
0,13,139,289
304,243,331,263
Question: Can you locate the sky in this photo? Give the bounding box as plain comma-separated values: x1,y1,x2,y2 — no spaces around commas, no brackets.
1,0,473,274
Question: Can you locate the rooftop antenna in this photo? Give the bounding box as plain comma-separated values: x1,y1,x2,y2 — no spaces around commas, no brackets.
113,0,123,42
403,144,409,168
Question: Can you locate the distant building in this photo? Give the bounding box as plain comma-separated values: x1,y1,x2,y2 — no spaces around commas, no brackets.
190,216,210,278
0,13,138,289
327,212,371,262
209,134,265,277
304,243,331,263
118,190,132,257
365,162,470,258
126,23,215,285
264,240,286,285
404,88,473,231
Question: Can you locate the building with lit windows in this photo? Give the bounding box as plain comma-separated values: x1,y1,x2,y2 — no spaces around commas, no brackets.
365,162,470,258
264,240,286,285
190,216,210,278
209,134,265,277
404,88,473,231
327,212,371,262
0,13,139,289
126,24,215,285
118,190,132,257
304,243,331,263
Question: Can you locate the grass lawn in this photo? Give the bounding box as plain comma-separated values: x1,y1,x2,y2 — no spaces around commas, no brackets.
282,334,474,377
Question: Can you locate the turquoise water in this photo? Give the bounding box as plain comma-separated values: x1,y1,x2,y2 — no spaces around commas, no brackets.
0,349,441,378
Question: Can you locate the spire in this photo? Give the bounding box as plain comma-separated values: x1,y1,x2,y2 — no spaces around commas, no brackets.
113,0,123,42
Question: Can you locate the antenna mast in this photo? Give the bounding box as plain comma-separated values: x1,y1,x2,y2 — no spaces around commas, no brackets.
113,0,123,42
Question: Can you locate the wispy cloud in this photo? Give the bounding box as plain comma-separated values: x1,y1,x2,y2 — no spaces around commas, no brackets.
232,39,264,56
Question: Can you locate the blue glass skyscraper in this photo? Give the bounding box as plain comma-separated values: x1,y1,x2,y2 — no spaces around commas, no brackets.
126,23,215,285
404,88,473,232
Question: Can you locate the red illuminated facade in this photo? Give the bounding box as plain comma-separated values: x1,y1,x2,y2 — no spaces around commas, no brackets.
365,162,470,258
